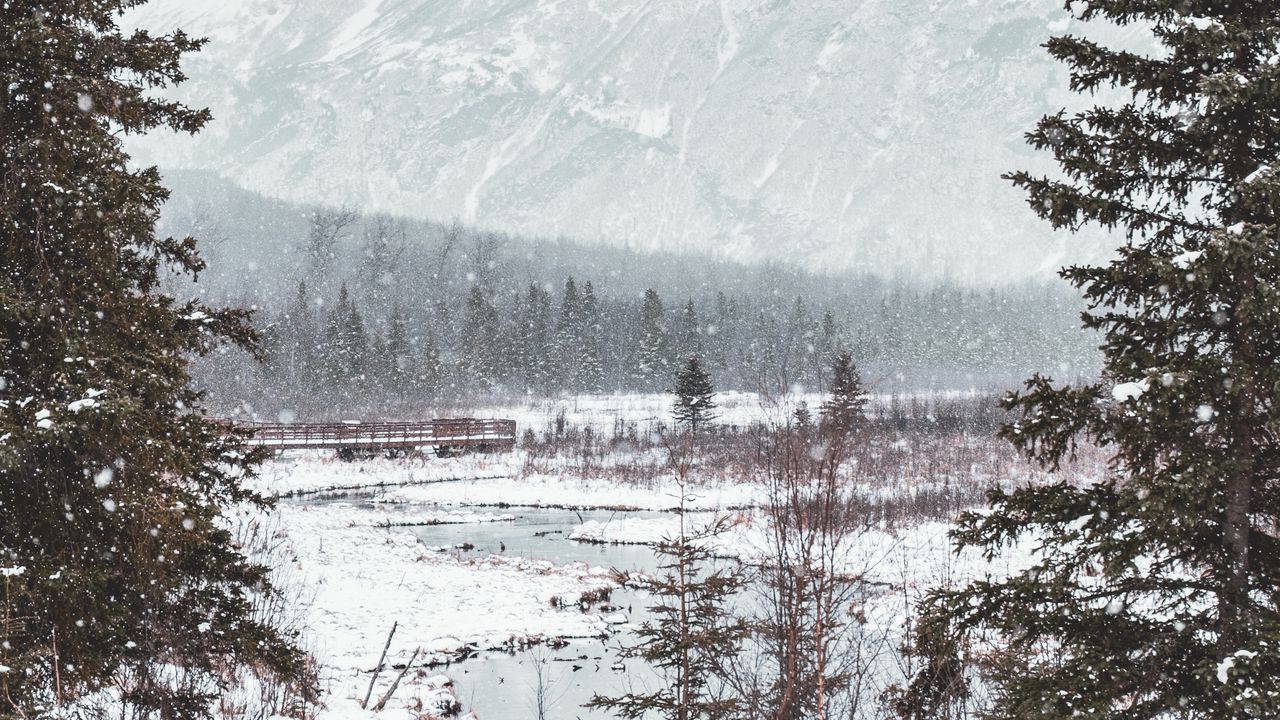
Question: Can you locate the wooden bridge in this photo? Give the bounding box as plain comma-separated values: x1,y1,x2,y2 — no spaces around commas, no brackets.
221,418,517,456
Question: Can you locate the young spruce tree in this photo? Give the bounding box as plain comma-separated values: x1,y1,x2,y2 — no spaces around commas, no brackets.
0,1,302,715
820,351,866,437
913,2,1280,717
673,357,717,436
589,507,745,720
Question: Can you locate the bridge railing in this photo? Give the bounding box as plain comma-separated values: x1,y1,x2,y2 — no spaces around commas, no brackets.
217,418,517,450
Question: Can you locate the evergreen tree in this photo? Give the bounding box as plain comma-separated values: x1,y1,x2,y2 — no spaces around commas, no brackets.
588,515,745,720
347,292,370,384
637,289,671,391
673,357,717,436
792,401,815,437
382,305,413,390
706,292,735,385
323,284,349,386
517,283,554,394
416,332,444,400
556,277,585,390
580,281,606,392
814,311,840,391
459,284,501,391
0,1,302,715
786,296,816,390
748,310,785,393
426,296,454,360
675,299,703,365
913,3,1280,717
284,280,317,388
820,351,867,437
877,294,906,370
323,283,368,390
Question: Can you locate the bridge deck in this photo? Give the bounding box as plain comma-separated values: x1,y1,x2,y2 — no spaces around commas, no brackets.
223,418,517,452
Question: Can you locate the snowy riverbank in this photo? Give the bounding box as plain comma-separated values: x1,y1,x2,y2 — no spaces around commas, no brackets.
259,497,620,718
251,449,766,510
241,447,1030,719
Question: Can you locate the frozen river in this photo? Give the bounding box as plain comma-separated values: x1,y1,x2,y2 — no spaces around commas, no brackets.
324,500,667,719
413,508,663,719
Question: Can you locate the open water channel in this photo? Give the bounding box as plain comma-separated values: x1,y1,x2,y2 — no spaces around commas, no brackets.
341,501,667,719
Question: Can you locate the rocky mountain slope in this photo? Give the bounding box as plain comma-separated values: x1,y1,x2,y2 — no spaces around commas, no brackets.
125,0,1116,281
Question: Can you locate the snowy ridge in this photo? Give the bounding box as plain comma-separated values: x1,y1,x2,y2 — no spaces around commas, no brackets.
123,0,1109,282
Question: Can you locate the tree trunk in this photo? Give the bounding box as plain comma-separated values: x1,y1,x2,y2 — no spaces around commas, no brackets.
1221,276,1258,650
1221,463,1251,645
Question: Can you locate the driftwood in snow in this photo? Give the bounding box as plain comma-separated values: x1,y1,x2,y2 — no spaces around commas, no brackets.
373,647,422,712
361,621,398,709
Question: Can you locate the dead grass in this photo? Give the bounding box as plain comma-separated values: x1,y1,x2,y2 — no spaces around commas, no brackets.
517,394,1110,528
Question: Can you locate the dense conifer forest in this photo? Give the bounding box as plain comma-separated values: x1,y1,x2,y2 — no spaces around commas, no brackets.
166,177,1098,417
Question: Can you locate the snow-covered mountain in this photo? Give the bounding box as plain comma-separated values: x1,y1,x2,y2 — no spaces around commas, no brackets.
125,0,1110,282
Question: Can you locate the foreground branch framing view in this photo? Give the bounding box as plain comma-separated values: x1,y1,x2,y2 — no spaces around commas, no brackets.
3,1,1279,719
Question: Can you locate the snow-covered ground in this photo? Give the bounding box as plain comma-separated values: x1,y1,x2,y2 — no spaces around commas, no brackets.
239,439,1030,719
244,449,738,718
567,511,1029,591
468,390,983,438
374,471,764,512
244,453,745,717
252,449,765,510
469,392,813,436
257,498,620,718
249,451,521,497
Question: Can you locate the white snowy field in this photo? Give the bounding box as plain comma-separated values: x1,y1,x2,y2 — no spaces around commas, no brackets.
465,390,987,438
469,391,819,436
246,499,618,719
251,450,765,510
236,425,1039,719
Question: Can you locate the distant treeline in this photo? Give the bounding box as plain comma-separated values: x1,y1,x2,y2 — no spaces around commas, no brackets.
187,208,1099,419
